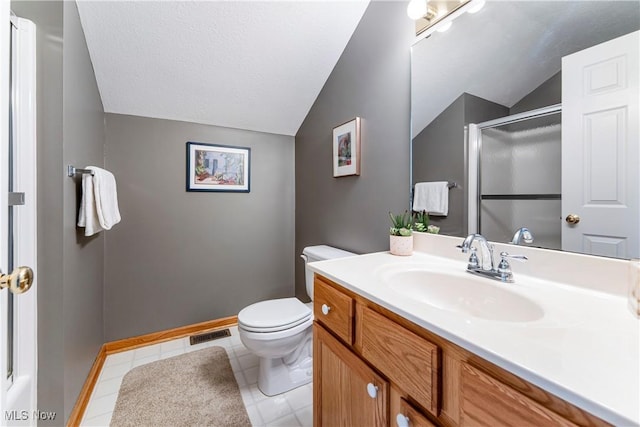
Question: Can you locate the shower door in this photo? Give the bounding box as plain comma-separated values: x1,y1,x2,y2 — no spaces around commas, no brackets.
468,105,562,249
1,7,38,424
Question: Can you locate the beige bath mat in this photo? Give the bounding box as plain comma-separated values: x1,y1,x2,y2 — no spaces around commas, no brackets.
110,346,250,427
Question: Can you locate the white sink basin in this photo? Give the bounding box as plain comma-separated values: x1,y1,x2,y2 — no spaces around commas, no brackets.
379,267,544,322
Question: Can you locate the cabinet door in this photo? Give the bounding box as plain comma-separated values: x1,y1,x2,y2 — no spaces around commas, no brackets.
460,363,577,427
314,323,388,427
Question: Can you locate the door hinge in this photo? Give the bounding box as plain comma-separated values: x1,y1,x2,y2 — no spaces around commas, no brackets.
8,192,25,206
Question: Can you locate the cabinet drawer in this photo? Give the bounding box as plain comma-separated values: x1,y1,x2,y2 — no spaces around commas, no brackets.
358,306,440,416
314,277,354,344
460,363,577,427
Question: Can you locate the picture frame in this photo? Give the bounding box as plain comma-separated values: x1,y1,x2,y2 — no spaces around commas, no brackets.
333,117,361,177
186,141,250,192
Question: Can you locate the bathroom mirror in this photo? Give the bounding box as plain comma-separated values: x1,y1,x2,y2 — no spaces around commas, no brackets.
411,0,640,259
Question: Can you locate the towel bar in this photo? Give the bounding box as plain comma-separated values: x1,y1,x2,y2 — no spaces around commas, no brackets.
67,165,94,177
411,181,458,195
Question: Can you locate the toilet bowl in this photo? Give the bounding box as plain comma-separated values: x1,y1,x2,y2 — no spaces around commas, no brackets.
238,245,355,396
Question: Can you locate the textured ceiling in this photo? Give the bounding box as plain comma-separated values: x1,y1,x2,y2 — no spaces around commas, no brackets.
412,1,640,136
77,1,370,136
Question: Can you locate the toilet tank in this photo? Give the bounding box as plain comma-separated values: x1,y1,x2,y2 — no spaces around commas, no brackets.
301,245,356,300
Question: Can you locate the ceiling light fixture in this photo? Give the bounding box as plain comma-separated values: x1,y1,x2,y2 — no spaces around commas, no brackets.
467,0,486,14
407,0,428,20
436,20,453,32
409,0,484,44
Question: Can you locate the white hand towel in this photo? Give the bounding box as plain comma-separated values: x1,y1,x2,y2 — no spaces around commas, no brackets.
77,166,121,236
412,181,449,216
78,170,102,236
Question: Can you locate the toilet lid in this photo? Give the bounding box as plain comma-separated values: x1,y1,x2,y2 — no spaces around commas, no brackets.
238,298,312,332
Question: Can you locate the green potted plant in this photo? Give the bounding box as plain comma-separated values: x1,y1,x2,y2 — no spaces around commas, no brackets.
413,210,440,234
389,211,414,256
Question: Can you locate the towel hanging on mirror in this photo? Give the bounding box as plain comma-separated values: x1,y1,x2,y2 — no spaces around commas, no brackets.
413,181,448,216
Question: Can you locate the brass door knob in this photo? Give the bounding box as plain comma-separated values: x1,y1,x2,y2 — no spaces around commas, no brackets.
0,266,34,294
565,214,581,225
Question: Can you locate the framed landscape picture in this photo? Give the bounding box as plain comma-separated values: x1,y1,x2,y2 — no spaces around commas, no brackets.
186,141,250,192
333,117,361,177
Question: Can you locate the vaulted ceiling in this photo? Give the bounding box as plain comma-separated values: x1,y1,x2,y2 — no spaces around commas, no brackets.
411,1,640,136
77,1,370,136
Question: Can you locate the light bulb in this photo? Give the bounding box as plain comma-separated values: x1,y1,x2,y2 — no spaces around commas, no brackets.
436,20,453,32
407,0,428,20
467,0,486,14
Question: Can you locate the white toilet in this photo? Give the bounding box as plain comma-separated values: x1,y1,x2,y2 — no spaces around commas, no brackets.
238,245,355,396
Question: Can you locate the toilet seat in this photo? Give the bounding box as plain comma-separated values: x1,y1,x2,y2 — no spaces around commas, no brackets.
238,297,312,333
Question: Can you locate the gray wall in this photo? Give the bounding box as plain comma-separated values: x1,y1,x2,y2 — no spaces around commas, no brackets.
510,71,561,114
11,1,105,422
412,95,465,236
62,1,105,421
294,1,414,300
412,93,507,236
103,114,295,341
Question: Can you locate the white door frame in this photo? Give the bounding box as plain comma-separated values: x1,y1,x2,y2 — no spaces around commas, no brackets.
2,7,38,425
0,0,11,419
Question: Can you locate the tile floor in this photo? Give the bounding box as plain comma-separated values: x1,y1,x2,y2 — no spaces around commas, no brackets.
80,326,313,426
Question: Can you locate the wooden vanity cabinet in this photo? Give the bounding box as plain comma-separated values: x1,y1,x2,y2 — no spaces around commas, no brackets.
313,275,442,427
312,274,610,427
460,363,577,427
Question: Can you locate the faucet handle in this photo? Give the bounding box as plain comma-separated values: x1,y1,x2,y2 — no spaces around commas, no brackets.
496,252,527,282
499,251,528,262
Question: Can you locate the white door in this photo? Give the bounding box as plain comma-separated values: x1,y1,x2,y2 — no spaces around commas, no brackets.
1,5,38,426
562,31,640,258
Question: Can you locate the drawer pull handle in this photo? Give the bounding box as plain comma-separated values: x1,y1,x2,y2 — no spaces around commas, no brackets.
396,414,410,427
321,304,331,315
366,382,378,398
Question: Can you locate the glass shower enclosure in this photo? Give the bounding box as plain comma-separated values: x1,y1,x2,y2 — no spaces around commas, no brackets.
468,105,562,249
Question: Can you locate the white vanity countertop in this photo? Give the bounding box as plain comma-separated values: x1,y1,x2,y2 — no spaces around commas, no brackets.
308,251,640,426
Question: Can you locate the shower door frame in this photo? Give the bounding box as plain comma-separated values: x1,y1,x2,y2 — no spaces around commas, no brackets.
467,104,562,234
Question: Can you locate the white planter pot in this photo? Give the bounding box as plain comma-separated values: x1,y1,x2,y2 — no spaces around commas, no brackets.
389,235,413,256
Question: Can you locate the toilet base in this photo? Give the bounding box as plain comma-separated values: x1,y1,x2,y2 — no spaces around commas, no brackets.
257,354,312,396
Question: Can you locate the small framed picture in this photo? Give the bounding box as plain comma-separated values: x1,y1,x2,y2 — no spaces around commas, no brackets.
333,117,361,177
186,141,250,192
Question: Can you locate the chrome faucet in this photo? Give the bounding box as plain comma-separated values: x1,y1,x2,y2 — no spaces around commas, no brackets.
457,234,527,283
511,227,534,245
457,234,495,271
